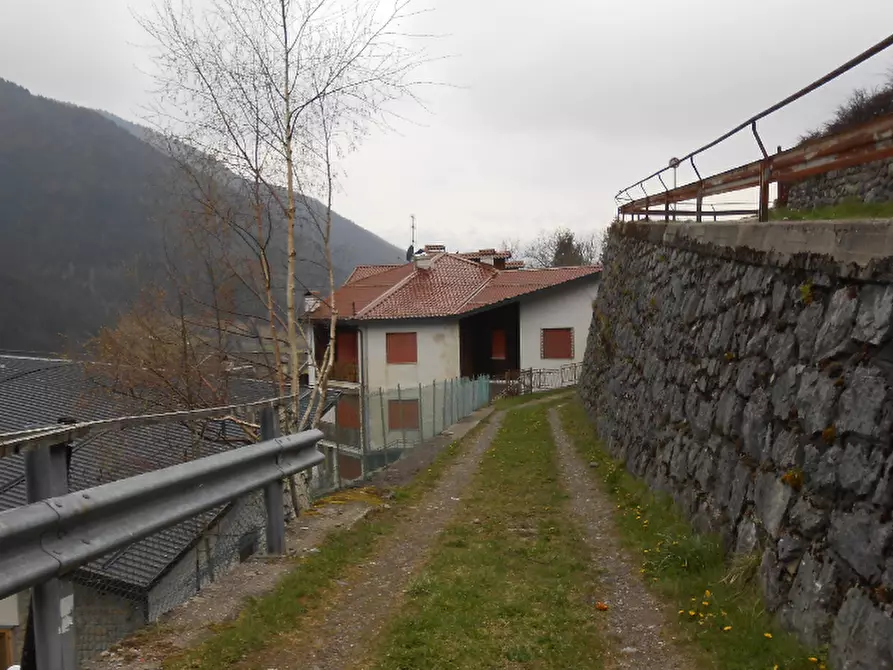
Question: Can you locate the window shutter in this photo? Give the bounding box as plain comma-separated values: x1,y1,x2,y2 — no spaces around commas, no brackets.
541,328,574,359
386,332,418,364
491,329,506,360
335,395,361,429
388,399,420,429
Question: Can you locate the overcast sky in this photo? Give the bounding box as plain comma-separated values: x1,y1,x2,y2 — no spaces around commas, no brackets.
3,1,893,253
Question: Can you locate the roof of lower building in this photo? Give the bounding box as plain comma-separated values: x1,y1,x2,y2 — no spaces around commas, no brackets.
0,355,339,593
311,252,601,321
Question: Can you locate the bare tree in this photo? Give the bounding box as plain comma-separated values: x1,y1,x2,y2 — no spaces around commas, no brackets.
522,227,601,268
133,0,429,507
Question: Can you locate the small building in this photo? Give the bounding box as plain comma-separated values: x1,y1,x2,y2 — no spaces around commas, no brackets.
0,355,338,666
306,246,600,474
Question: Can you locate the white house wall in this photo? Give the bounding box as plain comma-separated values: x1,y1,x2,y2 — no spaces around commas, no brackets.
362,321,461,390
519,278,600,371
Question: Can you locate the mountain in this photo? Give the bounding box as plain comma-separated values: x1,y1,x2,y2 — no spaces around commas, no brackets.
0,79,403,352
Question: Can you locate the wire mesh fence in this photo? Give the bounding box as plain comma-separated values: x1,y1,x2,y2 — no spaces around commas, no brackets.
314,376,492,492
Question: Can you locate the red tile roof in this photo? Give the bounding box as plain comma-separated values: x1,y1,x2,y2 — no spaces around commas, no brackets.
344,264,403,284
311,254,600,321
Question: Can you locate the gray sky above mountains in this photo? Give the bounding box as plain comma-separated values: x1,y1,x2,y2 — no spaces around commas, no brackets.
3,0,893,253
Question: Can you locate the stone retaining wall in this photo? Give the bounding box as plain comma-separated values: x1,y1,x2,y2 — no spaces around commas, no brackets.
580,219,893,668
785,158,893,210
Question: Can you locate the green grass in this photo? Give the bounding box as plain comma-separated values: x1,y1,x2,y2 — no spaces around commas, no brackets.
163,421,489,670
370,404,605,670
772,199,893,221
494,388,574,410
559,400,827,670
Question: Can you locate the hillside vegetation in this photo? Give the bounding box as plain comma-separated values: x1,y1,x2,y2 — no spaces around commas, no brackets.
0,79,402,352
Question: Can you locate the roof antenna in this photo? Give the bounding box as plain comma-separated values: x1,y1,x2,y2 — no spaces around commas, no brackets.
405,214,417,262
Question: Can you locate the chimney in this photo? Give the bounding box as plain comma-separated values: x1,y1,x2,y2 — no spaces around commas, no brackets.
414,253,433,270
303,290,321,313
423,244,446,254
478,249,497,266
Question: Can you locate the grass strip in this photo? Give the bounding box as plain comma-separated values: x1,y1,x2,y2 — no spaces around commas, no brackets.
559,399,827,670
371,403,605,670
493,388,574,410
772,200,893,221
163,419,490,669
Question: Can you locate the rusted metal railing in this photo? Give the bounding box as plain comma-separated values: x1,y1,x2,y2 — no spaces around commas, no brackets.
616,33,893,223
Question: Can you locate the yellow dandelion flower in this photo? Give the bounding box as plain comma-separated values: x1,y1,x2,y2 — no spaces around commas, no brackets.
678,610,684,615
688,610,695,616
764,632,773,639
808,658,818,663
702,601,710,606
722,625,732,631
704,589,711,597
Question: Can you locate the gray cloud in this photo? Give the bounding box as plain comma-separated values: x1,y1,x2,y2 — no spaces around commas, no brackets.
3,0,893,253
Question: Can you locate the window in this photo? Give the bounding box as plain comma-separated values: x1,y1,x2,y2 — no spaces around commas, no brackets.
335,395,360,430
491,329,506,360
388,399,420,430
386,332,418,364
541,328,574,359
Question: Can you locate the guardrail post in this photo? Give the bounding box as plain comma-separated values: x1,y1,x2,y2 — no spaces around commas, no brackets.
260,406,286,555
22,428,76,670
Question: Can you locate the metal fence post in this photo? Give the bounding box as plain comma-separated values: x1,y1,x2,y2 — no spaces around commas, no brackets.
430,383,435,436
260,406,286,555
379,387,388,467
22,430,76,670
418,383,424,442
441,379,447,433
397,384,407,452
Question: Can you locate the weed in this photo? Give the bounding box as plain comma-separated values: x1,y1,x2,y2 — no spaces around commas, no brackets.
799,281,814,305
782,469,804,491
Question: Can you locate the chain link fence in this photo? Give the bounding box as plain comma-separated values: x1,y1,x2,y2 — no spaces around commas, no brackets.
314,376,491,491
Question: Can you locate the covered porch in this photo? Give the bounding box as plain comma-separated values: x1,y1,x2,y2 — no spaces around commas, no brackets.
458,302,520,380
313,323,360,384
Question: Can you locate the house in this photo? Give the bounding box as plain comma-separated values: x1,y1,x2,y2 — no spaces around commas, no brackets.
306,245,600,474
0,355,339,666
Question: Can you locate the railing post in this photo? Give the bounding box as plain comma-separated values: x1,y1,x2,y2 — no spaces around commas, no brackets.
758,159,770,222
22,426,76,670
260,406,286,555
695,194,703,222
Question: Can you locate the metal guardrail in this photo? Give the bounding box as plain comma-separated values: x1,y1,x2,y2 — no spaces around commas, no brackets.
0,406,323,670
616,33,893,222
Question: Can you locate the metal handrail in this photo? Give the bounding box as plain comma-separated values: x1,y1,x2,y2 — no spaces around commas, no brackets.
615,32,893,205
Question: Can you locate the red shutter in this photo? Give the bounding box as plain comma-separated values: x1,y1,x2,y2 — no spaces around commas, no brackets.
541,328,573,359
491,330,506,360
335,395,360,429
388,399,420,429
337,453,363,480
336,330,358,363
386,332,418,364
